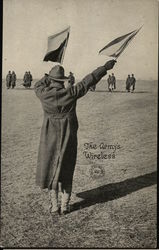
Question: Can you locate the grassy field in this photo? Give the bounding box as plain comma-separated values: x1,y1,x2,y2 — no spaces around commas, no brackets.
1,78,157,248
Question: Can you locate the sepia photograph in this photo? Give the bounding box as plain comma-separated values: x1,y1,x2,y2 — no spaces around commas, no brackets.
1,0,158,248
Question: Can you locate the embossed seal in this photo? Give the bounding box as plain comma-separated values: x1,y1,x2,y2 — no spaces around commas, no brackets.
90,164,105,179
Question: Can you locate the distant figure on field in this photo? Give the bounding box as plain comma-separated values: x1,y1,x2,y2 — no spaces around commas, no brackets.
107,74,112,92
111,73,116,90
6,71,12,89
23,71,32,88
23,71,28,87
130,74,136,92
126,74,131,92
107,73,116,92
11,71,16,89
28,71,33,87
89,84,96,91
68,72,75,87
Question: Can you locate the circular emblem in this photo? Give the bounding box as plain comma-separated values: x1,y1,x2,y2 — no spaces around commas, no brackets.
90,165,105,179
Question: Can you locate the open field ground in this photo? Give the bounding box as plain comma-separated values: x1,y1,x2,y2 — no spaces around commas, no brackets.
1,79,157,248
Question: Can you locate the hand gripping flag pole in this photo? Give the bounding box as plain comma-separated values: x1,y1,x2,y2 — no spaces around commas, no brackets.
99,26,143,60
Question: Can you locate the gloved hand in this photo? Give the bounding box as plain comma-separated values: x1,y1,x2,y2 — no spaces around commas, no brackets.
104,60,117,70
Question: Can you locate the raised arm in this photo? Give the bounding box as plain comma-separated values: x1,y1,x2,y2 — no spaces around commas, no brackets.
57,60,116,105
34,60,116,105
56,65,107,105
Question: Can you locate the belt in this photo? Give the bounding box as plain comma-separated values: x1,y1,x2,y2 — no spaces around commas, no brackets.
44,112,76,119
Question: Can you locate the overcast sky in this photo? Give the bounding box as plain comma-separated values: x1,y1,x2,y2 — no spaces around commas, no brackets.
3,0,158,80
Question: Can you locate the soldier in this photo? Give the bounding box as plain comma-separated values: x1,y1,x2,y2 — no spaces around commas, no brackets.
68,72,75,87
23,71,28,87
28,71,33,87
11,71,16,89
23,71,31,88
34,59,116,216
89,84,96,91
111,73,116,90
107,75,112,92
126,74,131,92
6,71,12,89
130,74,136,92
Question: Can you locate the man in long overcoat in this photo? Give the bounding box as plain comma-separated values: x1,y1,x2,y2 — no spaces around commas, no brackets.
111,73,116,90
23,71,32,88
89,84,96,91
28,71,33,87
126,74,131,92
6,71,12,89
130,74,136,92
23,72,28,87
11,71,16,89
34,60,116,215
107,74,112,91
68,72,75,87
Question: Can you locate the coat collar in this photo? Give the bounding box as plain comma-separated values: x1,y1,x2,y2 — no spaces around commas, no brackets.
50,81,65,89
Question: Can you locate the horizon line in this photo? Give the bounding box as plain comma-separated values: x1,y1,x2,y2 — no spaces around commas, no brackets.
1,78,158,81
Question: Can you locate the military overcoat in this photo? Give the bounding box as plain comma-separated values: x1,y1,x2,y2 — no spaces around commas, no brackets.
6,73,12,88
34,66,107,190
126,77,131,90
11,73,16,87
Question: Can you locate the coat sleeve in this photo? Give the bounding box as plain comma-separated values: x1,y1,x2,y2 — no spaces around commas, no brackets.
34,66,107,105
55,66,107,106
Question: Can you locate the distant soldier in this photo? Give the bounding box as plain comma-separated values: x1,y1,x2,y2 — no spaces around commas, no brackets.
89,84,96,91
126,74,131,92
6,71,12,89
107,74,113,92
11,71,16,89
111,73,116,90
23,71,28,87
28,71,33,87
23,71,31,88
68,72,75,87
130,74,136,92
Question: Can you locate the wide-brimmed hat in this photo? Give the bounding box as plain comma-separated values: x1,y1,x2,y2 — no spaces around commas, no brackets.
48,65,68,81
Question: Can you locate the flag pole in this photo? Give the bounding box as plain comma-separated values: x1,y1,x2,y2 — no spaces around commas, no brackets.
61,26,70,65
114,54,120,60
61,40,67,65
